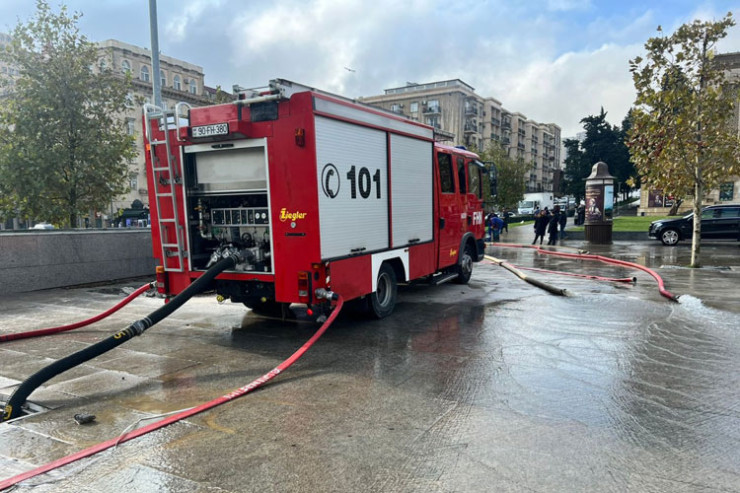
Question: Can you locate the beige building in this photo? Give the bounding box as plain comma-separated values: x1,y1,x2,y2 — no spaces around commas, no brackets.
638,52,740,215
359,79,562,194
96,40,219,215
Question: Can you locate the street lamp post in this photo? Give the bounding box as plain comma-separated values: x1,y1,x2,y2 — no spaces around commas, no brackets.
149,0,162,108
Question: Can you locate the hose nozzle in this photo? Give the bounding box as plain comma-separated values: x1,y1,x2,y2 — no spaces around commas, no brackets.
314,288,338,301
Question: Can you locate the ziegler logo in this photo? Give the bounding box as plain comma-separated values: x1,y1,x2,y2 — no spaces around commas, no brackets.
449,248,458,258
280,208,307,222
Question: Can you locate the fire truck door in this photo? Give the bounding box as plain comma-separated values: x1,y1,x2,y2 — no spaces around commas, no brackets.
436,152,462,268
463,157,484,234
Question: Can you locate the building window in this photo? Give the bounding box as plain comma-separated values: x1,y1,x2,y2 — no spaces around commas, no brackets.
189,78,197,94
427,99,440,113
98,58,107,71
410,102,419,113
121,59,131,74
160,70,166,87
390,103,401,113
174,75,181,90
719,182,734,201
130,174,138,190
426,116,440,129
126,119,135,135
140,65,150,82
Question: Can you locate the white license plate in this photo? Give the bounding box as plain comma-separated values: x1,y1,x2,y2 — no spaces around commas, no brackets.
191,123,229,138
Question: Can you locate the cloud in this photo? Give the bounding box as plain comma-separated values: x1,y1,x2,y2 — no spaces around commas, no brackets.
490,43,641,136
164,0,225,43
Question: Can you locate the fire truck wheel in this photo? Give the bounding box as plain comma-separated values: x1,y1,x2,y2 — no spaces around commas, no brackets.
454,243,474,284
369,263,398,319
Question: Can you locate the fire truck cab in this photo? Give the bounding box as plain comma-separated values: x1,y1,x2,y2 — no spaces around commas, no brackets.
143,79,485,318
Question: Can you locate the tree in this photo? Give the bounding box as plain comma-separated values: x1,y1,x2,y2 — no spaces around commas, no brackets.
478,142,531,210
628,13,739,267
562,138,589,203
561,109,635,203
0,1,136,228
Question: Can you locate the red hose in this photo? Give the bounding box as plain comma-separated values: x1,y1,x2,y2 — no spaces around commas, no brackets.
0,282,155,343
491,243,679,301
0,297,343,491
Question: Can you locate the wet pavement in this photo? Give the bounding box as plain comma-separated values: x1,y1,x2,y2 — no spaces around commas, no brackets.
1,230,739,492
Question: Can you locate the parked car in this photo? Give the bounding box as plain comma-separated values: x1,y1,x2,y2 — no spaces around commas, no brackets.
31,222,55,230
648,204,740,245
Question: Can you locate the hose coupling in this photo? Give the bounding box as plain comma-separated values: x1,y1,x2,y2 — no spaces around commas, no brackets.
314,288,338,301
130,319,149,336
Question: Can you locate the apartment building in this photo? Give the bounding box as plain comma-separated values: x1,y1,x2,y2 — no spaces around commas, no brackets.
96,40,219,214
360,80,561,194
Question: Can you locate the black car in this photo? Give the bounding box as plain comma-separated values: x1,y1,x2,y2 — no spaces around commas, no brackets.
648,204,740,245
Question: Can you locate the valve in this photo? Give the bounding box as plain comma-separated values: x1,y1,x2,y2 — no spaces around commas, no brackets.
314,288,338,301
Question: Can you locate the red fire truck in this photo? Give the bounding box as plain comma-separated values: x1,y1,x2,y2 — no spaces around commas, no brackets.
143,79,486,318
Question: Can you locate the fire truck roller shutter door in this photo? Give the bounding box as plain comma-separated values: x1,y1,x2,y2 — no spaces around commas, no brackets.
390,134,433,248
315,117,389,259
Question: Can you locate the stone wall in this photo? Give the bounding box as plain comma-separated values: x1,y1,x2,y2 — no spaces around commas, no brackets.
0,230,156,294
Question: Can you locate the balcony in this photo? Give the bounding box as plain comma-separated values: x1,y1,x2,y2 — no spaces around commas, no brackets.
424,106,441,114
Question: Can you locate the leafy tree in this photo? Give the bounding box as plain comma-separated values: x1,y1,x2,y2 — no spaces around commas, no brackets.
628,13,739,267
561,109,635,203
562,137,589,203
478,142,531,210
0,1,135,228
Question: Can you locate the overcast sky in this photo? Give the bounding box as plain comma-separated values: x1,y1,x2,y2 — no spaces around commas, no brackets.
2,0,739,136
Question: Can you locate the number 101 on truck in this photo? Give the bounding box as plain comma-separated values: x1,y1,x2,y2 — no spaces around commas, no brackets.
143,79,486,318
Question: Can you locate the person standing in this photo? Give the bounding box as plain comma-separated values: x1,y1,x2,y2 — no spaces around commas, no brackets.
502,208,510,233
558,208,567,239
490,213,504,242
547,206,561,245
532,211,548,245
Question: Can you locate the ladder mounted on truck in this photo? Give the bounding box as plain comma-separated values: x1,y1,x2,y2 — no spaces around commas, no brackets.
142,102,191,272
232,78,362,107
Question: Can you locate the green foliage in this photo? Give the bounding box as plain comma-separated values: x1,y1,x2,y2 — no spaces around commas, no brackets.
628,12,739,266
562,138,589,202
561,108,636,202
477,141,531,210
0,0,135,228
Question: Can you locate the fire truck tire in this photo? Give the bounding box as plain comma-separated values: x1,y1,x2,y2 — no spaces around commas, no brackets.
369,263,397,319
454,243,474,284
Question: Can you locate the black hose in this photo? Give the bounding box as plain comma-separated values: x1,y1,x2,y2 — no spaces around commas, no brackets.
2,256,237,422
